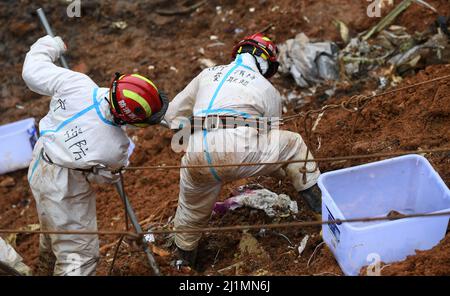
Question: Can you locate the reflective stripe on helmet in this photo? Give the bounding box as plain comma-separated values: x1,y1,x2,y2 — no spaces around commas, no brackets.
132,122,150,128
131,74,158,91
122,89,152,117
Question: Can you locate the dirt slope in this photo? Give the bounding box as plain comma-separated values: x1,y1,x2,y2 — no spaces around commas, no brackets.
0,0,449,276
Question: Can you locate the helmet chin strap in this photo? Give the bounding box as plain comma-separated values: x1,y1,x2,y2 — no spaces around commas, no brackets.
240,51,268,76
106,95,126,126
248,54,266,76
255,55,269,75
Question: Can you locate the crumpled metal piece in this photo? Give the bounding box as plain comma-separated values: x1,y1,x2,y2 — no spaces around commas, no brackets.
278,33,340,88
388,32,449,73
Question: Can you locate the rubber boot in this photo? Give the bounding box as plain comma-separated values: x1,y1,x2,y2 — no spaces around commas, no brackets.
175,246,198,270
300,184,322,214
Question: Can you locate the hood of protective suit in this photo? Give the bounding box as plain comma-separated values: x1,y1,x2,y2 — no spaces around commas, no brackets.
236,53,269,76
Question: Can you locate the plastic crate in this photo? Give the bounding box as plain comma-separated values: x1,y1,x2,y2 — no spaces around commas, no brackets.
318,155,450,275
0,118,38,175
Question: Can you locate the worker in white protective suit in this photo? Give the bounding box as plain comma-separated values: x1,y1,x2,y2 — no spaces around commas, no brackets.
22,35,168,275
0,237,32,275
165,33,322,267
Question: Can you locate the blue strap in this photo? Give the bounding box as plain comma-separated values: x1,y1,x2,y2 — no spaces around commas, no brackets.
28,152,42,182
40,104,96,136
202,129,221,181
29,89,117,182
40,88,117,136
203,55,247,182
194,108,252,118
241,64,256,72
205,57,243,113
92,88,117,126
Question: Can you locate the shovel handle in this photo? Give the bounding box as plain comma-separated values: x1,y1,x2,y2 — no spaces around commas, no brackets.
36,8,70,69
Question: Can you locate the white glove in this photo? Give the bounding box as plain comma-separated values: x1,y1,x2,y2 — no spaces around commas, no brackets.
86,169,120,184
53,36,67,54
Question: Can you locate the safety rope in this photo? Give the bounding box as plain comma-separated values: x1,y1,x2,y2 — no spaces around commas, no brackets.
0,71,448,271
280,73,450,186
110,73,450,173
282,74,450,122
118,147,450,171
1,211,450,237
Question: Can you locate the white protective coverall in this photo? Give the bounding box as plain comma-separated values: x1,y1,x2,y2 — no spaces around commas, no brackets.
165,53,321,251
0,237,32,275
23,36,130,275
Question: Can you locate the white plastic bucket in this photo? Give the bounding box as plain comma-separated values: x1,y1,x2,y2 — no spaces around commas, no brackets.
0,118,38,175
318,155,450,276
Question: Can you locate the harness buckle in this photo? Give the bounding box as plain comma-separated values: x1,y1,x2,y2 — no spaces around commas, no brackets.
203,115,221,131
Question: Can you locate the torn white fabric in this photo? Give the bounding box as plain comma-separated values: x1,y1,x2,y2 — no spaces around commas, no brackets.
213,188,299,217
0,237,32,275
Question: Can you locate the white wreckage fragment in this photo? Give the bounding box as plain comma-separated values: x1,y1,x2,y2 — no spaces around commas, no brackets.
278,33,340,88
213,188,298,218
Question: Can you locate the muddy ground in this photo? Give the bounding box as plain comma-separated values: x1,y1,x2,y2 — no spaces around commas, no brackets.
0,0,449,276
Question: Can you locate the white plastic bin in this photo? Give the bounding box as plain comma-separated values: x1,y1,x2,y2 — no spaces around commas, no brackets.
318,155,450,276
0,118,38,175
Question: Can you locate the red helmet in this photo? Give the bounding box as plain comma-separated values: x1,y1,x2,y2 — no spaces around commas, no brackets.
109,73,168,127
231,33,280,78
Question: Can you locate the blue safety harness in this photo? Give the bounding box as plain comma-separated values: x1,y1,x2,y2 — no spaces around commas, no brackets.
200,55,256,182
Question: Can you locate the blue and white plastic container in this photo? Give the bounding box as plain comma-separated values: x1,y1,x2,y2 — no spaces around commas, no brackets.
318,155,450,276
0,118,38,175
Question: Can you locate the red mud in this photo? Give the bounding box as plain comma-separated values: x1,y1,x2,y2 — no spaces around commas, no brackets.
0,0,449,276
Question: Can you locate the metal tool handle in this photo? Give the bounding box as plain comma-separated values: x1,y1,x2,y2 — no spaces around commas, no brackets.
36,8,69,69
115,176,162,276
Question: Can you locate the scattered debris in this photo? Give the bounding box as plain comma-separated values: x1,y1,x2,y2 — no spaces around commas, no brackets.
333,19,350,44
151,245,170,257
237,232,270,260
275,232,295,247
198,58,216,69
156,0,207,16
297,235,310,257
217,260,245,274
234,28,244,35
364,0,415,40
5,224,40,248
0,177,15,188
110,21,127,30
213,188,298,218
206,42,225,48
307,241,325,268
278,33,340,88
144,230,155,243
340,15,450,81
